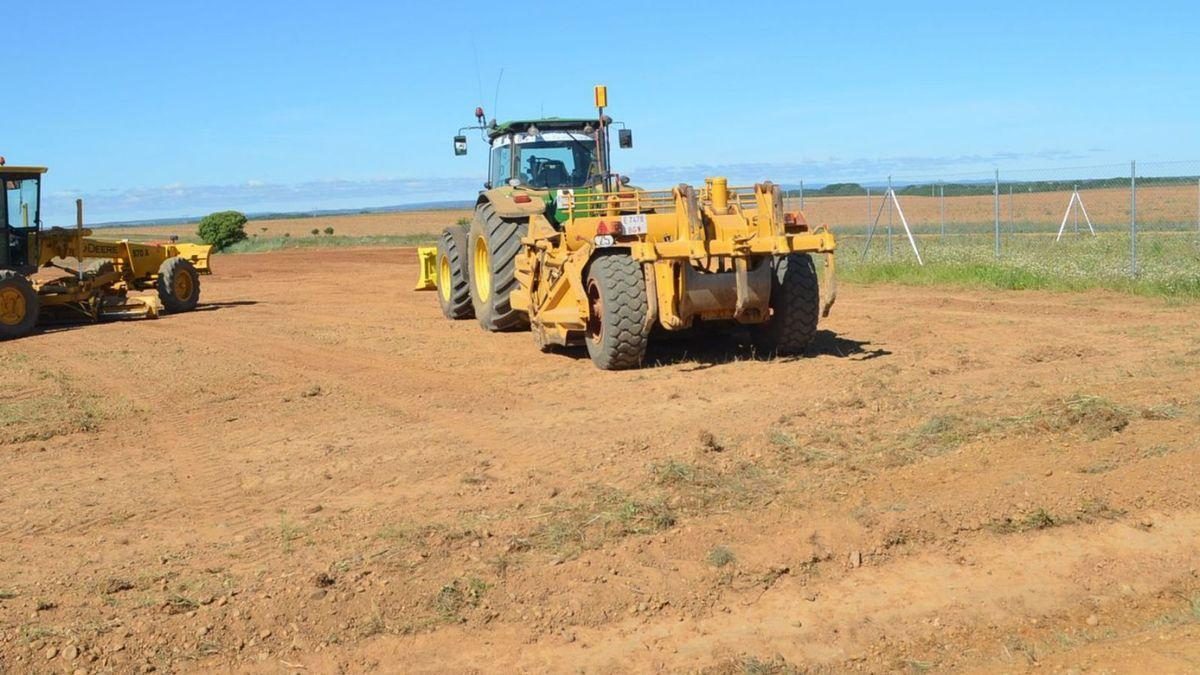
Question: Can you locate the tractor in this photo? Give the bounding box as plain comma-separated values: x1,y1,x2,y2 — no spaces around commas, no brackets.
0,161,212,340
431,86,837,370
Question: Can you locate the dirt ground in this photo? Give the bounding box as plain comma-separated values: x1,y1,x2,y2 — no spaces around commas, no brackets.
2,247,1199,674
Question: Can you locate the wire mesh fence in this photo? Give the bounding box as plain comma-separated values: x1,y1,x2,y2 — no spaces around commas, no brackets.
780,160,1200,293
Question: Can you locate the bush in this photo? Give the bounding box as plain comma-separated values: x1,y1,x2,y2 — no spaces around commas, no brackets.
324,226,335,236
197,211,248,251
311,228,320,236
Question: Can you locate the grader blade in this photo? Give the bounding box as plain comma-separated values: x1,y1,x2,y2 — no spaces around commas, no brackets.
414,246,438,291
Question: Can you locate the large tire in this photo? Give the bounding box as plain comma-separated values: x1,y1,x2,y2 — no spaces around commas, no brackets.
751,253,820,356
467,202,528,331
0,270,39,340
436,225,474,320
585,254,650,370
157,257,201,313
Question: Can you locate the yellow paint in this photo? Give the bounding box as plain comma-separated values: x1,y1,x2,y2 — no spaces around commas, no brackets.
414,246,437,291
508,178,839,347
594,85,608,109
0,286,26,326
473,237,492,302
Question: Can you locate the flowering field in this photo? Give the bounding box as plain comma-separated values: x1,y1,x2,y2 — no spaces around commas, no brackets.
835,230,1200,298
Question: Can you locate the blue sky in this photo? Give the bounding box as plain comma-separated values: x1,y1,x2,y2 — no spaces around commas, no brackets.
8,1,1198,223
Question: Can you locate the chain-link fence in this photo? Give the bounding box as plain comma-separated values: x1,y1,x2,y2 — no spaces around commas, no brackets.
781,160,1200,290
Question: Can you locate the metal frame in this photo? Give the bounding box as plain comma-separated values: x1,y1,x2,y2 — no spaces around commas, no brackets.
861,186,924,265
1054,188,1096,241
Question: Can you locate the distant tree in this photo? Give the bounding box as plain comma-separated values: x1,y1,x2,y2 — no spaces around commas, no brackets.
324,226,335,236
197,211,248,251
311,228,320,236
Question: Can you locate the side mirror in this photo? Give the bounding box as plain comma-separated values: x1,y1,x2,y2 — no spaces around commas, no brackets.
620,175,631,186
453,135,468,156
618,129,633,149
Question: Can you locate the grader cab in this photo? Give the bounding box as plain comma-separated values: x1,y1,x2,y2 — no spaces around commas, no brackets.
426,87,837,369
0,162,212,340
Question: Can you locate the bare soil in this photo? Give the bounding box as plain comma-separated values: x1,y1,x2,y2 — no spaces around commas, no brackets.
2,247,1199,673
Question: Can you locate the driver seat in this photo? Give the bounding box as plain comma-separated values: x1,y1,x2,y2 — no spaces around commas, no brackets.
537,161,570,188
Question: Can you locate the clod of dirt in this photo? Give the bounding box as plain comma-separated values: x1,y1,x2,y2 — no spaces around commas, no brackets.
62,645,78,660
301,385,323,398
304,504,324,514
44,646,58,660
698,430,724,453
103,578,135,595
313,573,336,588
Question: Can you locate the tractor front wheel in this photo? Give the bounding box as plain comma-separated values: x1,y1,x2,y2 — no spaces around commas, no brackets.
751,253,820,356
0,270,39,340
157,257,201,313
468,203,528,331
585,254,649,370
436,225,474,320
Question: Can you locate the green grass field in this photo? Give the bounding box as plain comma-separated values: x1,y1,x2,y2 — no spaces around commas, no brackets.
834,231,1200,299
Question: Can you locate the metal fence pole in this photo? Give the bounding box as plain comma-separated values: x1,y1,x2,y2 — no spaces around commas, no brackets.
1196,177,1199,232
799,180,804,210
887,175,894,257
993,169,1001,259
1130,160,1138,276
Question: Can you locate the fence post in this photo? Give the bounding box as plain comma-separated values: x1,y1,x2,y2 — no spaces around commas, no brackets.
799,180,804,210
993,169,1001,259
1130,160,1138,276
1196,177,1199,232
887,175,894,257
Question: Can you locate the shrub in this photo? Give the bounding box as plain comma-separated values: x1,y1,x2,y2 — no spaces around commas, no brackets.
324,226,335,236
197,211,248,251
311,228,320,236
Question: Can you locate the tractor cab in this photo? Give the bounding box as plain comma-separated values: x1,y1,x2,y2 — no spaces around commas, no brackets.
1,164,46,273
486,119,602,190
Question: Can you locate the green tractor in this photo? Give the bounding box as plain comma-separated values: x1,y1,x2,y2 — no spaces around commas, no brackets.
438,91,634,330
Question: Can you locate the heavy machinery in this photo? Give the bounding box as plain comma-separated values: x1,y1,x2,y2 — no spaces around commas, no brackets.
0,162,212,340
429,87,837,370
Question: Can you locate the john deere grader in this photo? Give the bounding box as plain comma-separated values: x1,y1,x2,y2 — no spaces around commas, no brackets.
422,87,837,370
0,163,211,340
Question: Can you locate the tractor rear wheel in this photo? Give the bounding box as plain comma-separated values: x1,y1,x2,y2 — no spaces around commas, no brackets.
468,202,528,331
157,257,201,313
0,270,39,340
751,253,820,356
585,254,649,370
436,225,474,320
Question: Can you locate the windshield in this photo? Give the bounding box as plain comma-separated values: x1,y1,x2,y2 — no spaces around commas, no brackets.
496,132,598,189
5,176,40,229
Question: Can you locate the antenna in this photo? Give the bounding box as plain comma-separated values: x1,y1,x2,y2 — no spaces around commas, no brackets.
491,68,504,125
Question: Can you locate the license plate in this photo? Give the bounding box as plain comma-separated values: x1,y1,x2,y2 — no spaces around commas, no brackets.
620,214,647,235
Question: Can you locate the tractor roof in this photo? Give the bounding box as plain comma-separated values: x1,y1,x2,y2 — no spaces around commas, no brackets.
0,166,48,175
488,118,597,141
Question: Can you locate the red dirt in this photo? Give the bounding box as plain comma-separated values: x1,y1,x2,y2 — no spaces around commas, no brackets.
2,247,1199,673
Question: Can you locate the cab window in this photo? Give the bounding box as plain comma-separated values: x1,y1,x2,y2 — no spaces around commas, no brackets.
6,177,40,229
490,143,512,186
